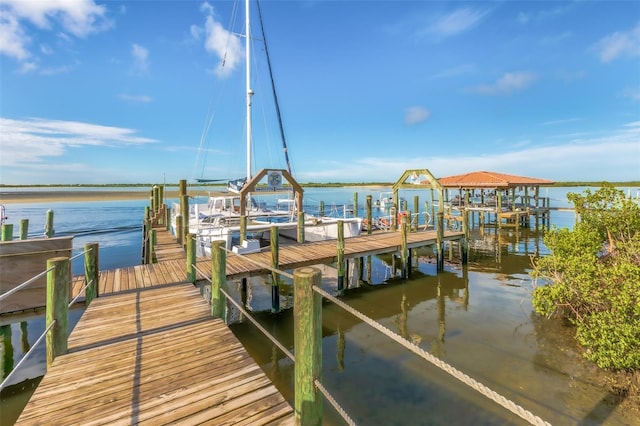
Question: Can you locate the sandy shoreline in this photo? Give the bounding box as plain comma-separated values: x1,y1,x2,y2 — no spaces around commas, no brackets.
0,190,185,204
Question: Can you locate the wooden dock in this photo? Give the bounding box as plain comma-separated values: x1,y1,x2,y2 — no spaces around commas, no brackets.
15,282,294,425
71,228,464,298
17,225,463,425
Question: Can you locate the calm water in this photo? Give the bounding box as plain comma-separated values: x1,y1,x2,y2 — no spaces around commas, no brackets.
0,187,636,425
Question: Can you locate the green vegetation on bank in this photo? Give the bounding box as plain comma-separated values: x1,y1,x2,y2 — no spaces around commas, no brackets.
531,184,640,369
2,181,640,189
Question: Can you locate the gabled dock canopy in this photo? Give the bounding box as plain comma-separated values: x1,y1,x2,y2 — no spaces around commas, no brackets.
438,171,553,189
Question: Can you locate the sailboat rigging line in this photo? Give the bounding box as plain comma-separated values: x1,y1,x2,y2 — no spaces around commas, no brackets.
222,0,241,68
256,0,292,175
193,0,242,182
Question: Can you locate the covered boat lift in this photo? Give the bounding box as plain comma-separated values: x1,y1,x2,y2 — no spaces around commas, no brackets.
437,170,554,228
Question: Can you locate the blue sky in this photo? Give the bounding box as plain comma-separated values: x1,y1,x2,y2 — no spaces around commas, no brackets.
1,0,639,185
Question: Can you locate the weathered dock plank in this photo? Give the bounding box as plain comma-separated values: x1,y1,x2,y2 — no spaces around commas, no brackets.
15,282,294,425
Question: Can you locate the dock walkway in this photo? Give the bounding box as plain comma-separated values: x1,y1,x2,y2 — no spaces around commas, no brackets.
19,226,462,424
16,282,294,425
74,228,464,296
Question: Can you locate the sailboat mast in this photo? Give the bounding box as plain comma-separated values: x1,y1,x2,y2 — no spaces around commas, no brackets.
245,0,253,183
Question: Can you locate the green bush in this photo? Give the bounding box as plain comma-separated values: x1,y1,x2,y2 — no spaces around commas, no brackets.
531,184,640,370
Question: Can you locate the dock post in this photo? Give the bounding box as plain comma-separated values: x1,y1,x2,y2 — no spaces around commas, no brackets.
353,192,358,217
391,206,397,230
84,242,99,305
180,194,189,248
413,195,419,232
165,205,171,231
19,219,28,240
210,241,226,320
337,220,345,295
186,233,196,284
148,230,158,263
436,211,444,271
366,195,372,235
293,267,322,426
152,185,159,212
45,209,54,238
424,201,429,229
1,224,13,241
240,216,247,243
297,211,305,243
270,226,280,313
401,216,408,279
461,210,469,264
46,256,69,367
319,201,324,217
175,215,183,246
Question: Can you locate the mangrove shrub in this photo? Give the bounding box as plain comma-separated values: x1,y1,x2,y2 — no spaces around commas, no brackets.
531,184,640,370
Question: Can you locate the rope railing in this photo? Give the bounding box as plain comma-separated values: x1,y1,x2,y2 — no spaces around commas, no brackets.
312,285,551,426
68,278,94,308
314,379,357,426
197,241,356,426
0,246,94,303
196,227,543,425
192,263,294,362
0,320,56,391
0,265,55,302
0,242,99,393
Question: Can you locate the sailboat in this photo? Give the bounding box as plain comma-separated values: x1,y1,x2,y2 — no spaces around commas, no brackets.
172,0,362,254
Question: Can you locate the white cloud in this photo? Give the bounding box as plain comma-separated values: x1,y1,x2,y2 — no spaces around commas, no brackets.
131,43,149,74
622,87,640,101
0,11,30,60
0,0,111,64
404,106,431,125
297,122,640,183
118,94,153,103
426,8,488,39
542,117,584,126
429,63,476,80
593,24,640,63
469,71,538,95
0,117,157,168
202,11,242,77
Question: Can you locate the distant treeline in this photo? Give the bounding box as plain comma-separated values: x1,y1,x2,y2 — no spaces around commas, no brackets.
1,181,639,189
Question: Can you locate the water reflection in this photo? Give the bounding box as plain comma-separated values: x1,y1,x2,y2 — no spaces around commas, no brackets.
229,241,632,425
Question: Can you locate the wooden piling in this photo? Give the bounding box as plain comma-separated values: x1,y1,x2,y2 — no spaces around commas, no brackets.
180,195,189,247
366,195,372,235
391,206,397,230
270,226,280,313
151,229,158,263
337,220,345,295
293,267,322,426
297,212,305,243
436,211,444,271
44,209,54,238
186,233,196,284
1,224,13,241
84,242,99,305
240,216,247,243
175,215,183,246
461,210,469,264
210,241,226,320
353,192,358,217
401,216,408,279
46,256,69,367
19,219,28,240
413,195,419,232
319,201,324,217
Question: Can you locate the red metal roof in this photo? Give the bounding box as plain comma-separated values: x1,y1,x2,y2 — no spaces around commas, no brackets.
437,171,554,188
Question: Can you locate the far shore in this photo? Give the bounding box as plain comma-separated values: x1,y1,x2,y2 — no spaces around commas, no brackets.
0,190,188,204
